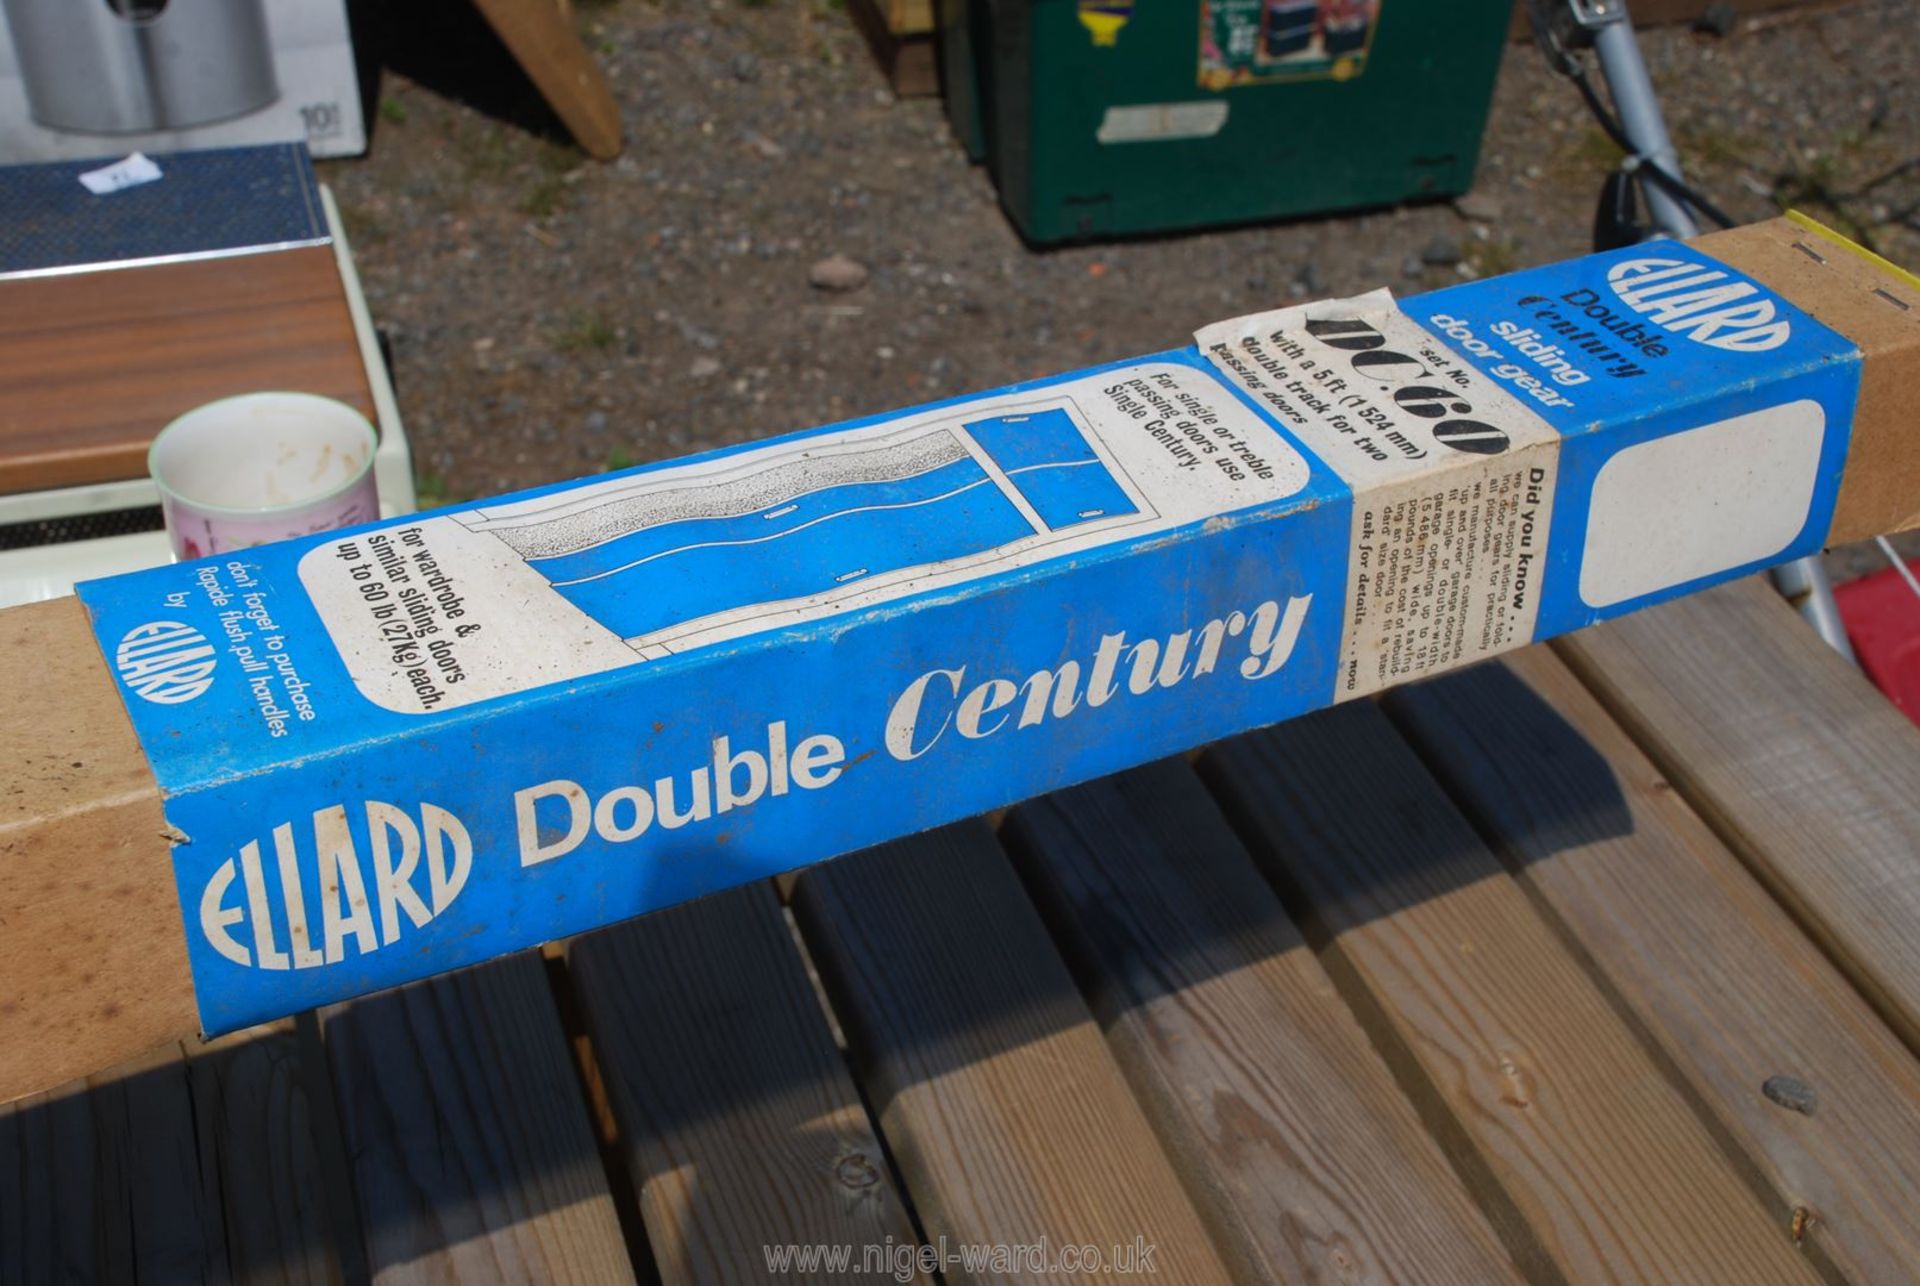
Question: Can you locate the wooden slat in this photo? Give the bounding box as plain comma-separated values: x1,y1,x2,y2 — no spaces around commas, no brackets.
846,0,939,97
1555,577,1920,1051
322,951,636,1284
790,823,1232,1284
471,0,623,159
1204,703,1822,1284
884,0,935,36
0,246,375,494
0,1027,342,1283
1,1047,220,1283
1002,761,1524,1284
568,883,923,1284
1387,647,1920,1282
184,1027,353,1284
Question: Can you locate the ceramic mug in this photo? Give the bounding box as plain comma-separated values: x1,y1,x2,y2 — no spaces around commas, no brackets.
149,392,379,560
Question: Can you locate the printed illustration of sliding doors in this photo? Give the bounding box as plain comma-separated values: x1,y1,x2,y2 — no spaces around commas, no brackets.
452,396,1157,656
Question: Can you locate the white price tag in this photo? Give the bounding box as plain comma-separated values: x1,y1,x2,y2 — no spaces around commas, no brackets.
78,153,164,196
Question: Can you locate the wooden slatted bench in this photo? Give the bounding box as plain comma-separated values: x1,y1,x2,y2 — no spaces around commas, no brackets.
5,575,1918,1283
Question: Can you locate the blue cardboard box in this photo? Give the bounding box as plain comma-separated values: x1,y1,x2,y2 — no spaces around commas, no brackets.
80,238,1863,1033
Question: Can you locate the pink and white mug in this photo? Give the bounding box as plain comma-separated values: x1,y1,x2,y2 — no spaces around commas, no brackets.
149,392,380,560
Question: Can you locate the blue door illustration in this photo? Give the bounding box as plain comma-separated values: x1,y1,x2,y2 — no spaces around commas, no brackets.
485,410,1143,643
963,408,1140,530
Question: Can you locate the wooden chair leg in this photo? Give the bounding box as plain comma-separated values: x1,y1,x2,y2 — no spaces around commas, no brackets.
471,0,623,160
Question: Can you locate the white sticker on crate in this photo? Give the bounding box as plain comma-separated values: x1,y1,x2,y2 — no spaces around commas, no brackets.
1097,102,1230,144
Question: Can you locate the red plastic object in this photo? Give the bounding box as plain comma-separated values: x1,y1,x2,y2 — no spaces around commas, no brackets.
1836,559,1920,726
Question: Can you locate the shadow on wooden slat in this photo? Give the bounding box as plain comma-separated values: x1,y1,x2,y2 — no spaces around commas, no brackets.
1197,683,1631,943
0,1030,350,1284
1200,700,1830,1283
1384,649,1920,1284
566,884,926,1285
22,652,1878,1283
322,951,637,1283
0,664,1631,1285
997,760,1529,1283
1381,662,1633,882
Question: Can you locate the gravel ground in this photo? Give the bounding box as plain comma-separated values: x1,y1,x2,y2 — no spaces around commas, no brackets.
321,0,1920,578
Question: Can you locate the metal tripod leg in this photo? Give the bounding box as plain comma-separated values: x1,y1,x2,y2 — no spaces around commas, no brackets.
1590,17,1697,238
1770,554,1860,662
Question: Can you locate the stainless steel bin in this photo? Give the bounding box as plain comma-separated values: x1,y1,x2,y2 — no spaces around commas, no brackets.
2,0,278,134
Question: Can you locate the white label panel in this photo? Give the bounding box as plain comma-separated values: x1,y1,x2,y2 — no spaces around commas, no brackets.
1580,399,1825,608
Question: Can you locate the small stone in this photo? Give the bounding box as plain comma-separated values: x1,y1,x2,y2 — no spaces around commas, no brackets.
666,316,720,350
1454,192,1504,223
1401,254,1426,279
809,254,869,292
1421,235,1463,267
583,411,609,434
731,53,759,81
688,356,722,379
1762,1074,1817,1116
1297,261,1325,294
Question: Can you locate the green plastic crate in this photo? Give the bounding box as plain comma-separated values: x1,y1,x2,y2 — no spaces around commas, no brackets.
951,0,1512,243
937,0,991,161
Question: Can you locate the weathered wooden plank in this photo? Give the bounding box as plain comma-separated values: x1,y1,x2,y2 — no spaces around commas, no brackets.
1002,761,1524,1284
1555,577,1920,1051
568,883,923,1284
1204,703,1821,1284
322,952,636,1284
0,1027,341,1284
790,822,1232,1284
1387,647,1920,1282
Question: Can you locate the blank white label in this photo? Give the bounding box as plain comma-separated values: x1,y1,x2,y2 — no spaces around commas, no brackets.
1579,399,1825,609
1097,102,1229,144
